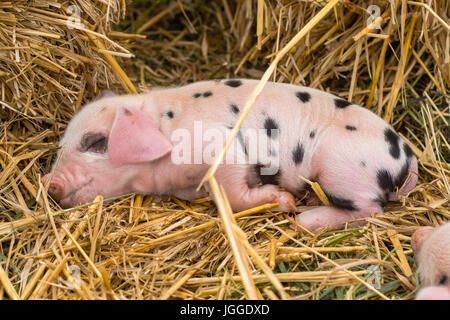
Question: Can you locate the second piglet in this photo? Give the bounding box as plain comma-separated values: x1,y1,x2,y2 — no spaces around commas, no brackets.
42,79,418,232
412,222,450,300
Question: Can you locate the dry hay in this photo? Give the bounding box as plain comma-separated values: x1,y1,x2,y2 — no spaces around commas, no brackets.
0,0,449,300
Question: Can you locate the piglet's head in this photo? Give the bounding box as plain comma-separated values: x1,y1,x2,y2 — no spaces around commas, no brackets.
412,223,450,300
42,91,172,208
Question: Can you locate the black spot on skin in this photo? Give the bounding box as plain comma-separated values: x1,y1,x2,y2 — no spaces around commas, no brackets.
384,128,401,159
292,142,305,165
345,125,357,131
166,111,174,119
236,131,248,156
203,91,213,97
374,161,412,206
193,93,201,98
395,160,410,188
78,132,108,154
230,104,240,114
309,130,316,138
360,161,366,167
295,91,311,103
374,194,388,207
439,274,448,285
377,169,395,192
226,125,247,156
224,79,243,88
254,164,281,186
403,143,414,158
377,159,411,195
269,148,277,157
264,117,279,139
326,193,359,211
334,98,352,109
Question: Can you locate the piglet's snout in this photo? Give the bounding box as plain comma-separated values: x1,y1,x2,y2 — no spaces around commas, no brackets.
41,174,65,201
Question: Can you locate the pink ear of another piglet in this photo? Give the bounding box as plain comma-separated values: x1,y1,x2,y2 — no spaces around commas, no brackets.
93,89,116,101
108,107,173,165
411,226,435,252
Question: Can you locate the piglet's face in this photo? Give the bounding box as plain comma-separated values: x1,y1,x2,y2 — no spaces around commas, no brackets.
42,93,172,208
412,223,450,300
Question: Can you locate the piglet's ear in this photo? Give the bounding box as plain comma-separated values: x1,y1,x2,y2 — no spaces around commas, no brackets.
411,226,434,252
108,107,172,165
93,89,116,102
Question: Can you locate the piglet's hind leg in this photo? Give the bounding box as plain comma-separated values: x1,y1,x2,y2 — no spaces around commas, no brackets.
295,203,382,233
212,165,296,212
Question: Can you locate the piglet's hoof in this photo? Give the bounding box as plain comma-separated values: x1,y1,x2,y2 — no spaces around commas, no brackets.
275,191,297,212
257,184,296,212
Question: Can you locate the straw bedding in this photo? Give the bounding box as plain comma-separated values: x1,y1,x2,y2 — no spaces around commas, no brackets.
0,0,448,300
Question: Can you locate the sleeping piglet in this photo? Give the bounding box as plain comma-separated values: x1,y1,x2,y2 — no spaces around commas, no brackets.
412,223,450,300
42,79,418,232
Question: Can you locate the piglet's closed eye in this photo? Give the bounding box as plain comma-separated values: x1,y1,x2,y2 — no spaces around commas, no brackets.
108,107,173,165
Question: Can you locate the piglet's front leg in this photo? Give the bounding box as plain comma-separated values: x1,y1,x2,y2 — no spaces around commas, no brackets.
210,164,297,212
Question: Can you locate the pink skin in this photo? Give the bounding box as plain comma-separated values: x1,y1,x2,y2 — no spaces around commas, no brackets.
43,79,417,233
412,223,450,300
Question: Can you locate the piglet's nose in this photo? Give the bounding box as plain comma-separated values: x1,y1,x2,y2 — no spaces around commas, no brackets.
41,175,64,201
48,181,64,201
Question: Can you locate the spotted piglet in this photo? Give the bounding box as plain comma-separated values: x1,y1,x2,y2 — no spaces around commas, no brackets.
42,79,418,232
412,223,450,300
